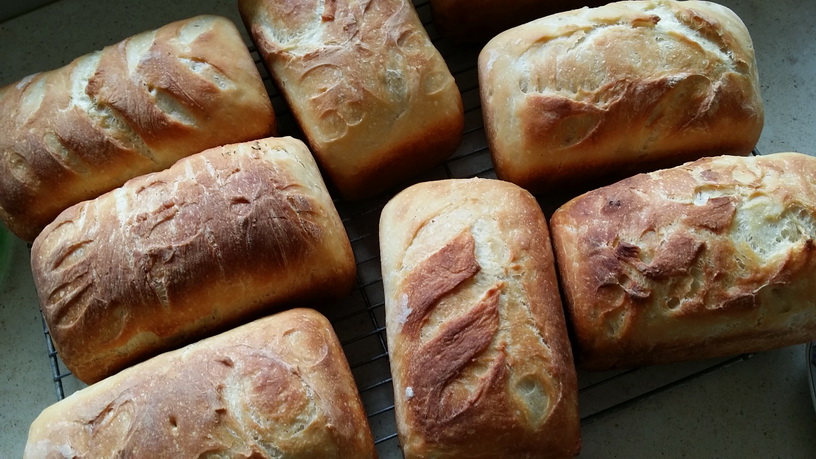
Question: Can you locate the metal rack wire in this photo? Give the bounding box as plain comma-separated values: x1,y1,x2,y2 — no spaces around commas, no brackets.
38,1,763,457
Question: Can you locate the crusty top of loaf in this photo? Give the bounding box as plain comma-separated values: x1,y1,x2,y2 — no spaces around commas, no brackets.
381,178,580,458
479,0,764,192
0,15,275,241
31,137,355,383
24,309,376,458
551,153,816,370
483,0,755,97
239,0,463,198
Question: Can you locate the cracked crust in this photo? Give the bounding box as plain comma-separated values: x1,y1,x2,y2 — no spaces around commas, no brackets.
551,153,816,370
31,137,355,383
0,16,275,241
380,178,580,458
239,0,463,199
478,0,764,194
24,309,376,458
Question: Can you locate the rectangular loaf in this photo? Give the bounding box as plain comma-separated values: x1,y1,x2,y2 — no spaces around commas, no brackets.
31,136,355,384
380,178,580,458
478,0,764,194
24,309,376,458
239,0,464,199
550,153,816,370
0,15,275,242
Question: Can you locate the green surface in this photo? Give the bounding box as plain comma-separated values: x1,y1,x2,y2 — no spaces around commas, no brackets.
0,226,13,284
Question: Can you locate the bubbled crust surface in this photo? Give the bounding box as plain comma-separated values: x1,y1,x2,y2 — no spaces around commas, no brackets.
550,153,816,371
380,178,580,458
239,0,464,199
0,15,275,241
24,309,377,458
478,0,764,194
31,137,355,384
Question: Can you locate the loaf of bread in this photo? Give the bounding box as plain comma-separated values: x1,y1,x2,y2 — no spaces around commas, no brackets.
380,178,580,458
24,309,377,458
550,153,816,371
430,0,608,43
0,15,275,241
479,0,764,194
239,0,464,199
31,136,355,384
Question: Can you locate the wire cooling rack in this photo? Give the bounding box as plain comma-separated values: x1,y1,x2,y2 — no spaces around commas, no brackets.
40,1,760,457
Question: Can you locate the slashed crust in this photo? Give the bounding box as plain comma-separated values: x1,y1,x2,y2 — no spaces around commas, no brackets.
381,178,580,458
551,153,816,370
32,137,354,383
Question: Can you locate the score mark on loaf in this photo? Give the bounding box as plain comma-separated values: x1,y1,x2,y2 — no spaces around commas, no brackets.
31,137,355,384
0,15,275,242
381,178,580,458
239,0,464,199
24,309,377,458
479,0,765,194
551,153,816,370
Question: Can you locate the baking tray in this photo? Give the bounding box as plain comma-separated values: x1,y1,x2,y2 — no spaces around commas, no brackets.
37,1,765,457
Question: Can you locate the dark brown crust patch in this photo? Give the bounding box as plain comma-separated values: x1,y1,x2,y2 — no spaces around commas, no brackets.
406,285,505,441
400,230,481,338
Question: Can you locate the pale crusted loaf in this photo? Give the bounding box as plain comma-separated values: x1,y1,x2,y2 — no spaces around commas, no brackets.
551,153,816,370
239,0,464,199
31,137,355,384
479,0,764,194
24,309,377,458
0,15,275,241
381,178,580,458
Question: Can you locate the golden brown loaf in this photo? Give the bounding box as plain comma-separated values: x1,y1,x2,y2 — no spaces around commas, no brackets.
430,0,608,43
31,137,355,384
0,15,275,241
550,153,816,371
24,309,377,458
380,178,581,458
239,0,464,199
479,0,764,194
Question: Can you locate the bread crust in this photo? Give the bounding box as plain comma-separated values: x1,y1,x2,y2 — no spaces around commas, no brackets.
478,0,764,194
24,309,377,458
239,0,464,199
551,153,816,370
31,137,355,383
0,15,275,242
380,178,580,458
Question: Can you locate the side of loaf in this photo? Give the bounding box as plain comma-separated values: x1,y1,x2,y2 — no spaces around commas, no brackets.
550,153,816,370
24,309,377,458
31,136,355,384
239,0,464,199
479,0,764,194
0,15,275,241
380,178,580,458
